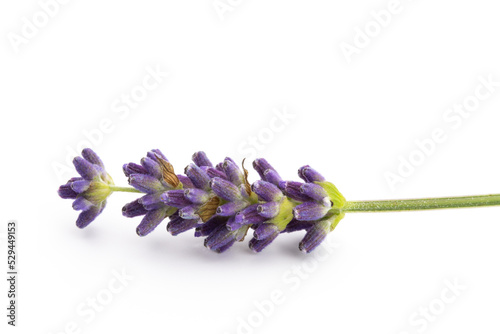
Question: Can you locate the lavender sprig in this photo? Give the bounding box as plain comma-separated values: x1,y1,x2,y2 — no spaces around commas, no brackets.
58,148,500,254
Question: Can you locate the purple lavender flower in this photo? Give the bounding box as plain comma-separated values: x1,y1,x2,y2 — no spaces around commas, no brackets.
122,149,183,236
244,161,295,252
152,152,253,253
194,157,258,253
58,148,114,228
290,165,346,252
59,148,348,254
253,158,282,186
247,160,347,253
276,165,341,223
162,153,267,253
180,158,345,253
163,153,216,227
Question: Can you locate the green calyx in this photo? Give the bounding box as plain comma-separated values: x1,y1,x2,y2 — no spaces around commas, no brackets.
316,181,347,231
268,197,296,231
82,174,118,205
323,210,346,232
315,181,346,209
83,180,113,204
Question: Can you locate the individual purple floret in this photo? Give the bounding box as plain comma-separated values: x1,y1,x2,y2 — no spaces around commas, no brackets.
253,158,282,186
298,165,325,183
58,148,114,228
166,212,199,236
122,149,183,236
249,223,280,252
293,201,331,221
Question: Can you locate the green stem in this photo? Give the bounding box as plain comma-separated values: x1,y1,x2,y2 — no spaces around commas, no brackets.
109,186,142,194
342,194,500,213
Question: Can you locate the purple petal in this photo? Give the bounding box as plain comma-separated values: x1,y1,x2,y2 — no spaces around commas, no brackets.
68,177,83,182
298,165,325,183
72,197,94,211
167,215,200,236
76,205,101,228
226,218,243,231
204,224,237,253
234,204,267,228
298,221,330,253
210,177,241,202
249,232,279,252
139,193,164,208
185,164,211,190
281,219,315,233
252,180,283,202
216,201,248,217
300,183,328,202
58,183,78,199
257,202,280,219
252,158,277,179
293,202,330,221
192,151,213,168
122,199,148,218
160,190,191,208
253,223,280,240
178,205,200,219
70,179,90,193
177,175,194,188
263,169,282,186
213,239,237,253
279,181,311,202
147,149,167,162
195,215,227,237
215,162,224,172
204,167,228,180
141,157,162,179
123,163,147,177
81,148,104,167
73,157,99,180
129,174,164,193
136,208,166,236
222,158,243,186
184,188,209,204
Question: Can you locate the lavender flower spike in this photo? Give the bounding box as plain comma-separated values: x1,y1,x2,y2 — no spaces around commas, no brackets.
59,148,351,253
58,148,114,228
122,149,182,236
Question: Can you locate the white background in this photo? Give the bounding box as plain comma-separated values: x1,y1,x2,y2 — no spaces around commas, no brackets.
1,1,500,333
